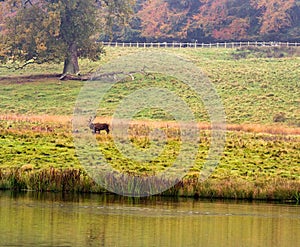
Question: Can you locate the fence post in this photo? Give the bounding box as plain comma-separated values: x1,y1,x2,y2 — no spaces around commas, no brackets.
232,42,234,48
225,42,227,48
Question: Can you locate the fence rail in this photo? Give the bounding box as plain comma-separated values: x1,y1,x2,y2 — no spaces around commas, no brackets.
101,41,300,49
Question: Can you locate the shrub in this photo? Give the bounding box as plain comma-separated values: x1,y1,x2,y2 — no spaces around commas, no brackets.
273,112,286,123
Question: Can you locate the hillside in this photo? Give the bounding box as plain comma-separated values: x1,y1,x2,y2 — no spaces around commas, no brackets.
1,47,299,127
0,47,299,200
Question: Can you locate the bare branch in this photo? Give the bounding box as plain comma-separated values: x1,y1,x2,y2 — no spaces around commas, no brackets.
0,59,36,70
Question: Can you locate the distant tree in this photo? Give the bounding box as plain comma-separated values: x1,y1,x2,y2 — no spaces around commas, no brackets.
137,0,174,40
134,0,300,41
100,0,143,42
192,0,300,41
136,0,195,41
0,0,134,74
193,0,252,40
251,0,297,34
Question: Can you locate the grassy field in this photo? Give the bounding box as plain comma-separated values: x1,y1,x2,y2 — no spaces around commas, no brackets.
0,47,299,201
1,47,299,126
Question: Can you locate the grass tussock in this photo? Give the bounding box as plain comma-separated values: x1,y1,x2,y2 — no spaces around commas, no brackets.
232,46,300,59
0,167,103,193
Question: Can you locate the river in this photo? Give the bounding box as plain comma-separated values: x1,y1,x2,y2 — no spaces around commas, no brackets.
0,191,299,246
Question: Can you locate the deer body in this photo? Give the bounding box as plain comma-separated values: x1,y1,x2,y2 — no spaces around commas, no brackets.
88,117,110,134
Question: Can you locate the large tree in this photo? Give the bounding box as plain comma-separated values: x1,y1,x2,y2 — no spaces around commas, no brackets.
0,0,134,74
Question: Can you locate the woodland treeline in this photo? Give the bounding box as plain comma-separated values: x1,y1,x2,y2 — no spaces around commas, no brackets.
1,0,300,73
109,0,300,42
1,1,300,43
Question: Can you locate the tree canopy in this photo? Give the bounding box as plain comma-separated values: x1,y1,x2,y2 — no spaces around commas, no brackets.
139,0,300,41
123,0,300,42
1,0,300,71
0,0,134,73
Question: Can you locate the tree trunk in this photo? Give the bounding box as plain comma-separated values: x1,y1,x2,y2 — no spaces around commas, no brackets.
63,43,80,75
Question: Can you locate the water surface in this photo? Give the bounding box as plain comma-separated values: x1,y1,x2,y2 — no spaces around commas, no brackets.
0,191,299,246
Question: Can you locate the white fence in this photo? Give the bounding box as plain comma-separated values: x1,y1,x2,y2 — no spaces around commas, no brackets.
101,41,300,48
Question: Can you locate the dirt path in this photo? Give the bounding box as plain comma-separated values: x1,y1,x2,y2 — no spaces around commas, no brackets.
0,74,61,83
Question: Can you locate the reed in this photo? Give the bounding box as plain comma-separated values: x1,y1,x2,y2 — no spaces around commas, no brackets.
294,191,300,203
0,167,105,193
1,167,299,201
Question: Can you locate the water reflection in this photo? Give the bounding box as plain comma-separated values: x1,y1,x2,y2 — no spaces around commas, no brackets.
0,191,299,246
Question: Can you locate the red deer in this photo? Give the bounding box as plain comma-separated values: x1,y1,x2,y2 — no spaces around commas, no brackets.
88,116,109,134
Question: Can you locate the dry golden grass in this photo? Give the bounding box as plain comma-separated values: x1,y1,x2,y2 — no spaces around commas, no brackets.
0,114,72,124
1,114,299,135
226,123,300,135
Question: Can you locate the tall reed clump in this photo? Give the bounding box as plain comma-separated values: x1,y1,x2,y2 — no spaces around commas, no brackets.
128,171,300,201
1,167,299,201
0,167,105,193
167,178,300,202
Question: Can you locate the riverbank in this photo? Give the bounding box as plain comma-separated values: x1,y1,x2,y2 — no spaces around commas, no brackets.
0,116,299,201
1,166,299,202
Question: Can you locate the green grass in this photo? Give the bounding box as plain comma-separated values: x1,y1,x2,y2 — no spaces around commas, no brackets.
0,47,299,126
0,120,299,199
0,130,78,170
0,78,82,115
176,48,300,126
0,46,299,200
1,123,298,181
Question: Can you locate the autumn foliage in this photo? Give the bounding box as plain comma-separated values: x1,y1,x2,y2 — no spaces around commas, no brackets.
133,0,300,41
0,0,134,72
1,0,300,43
